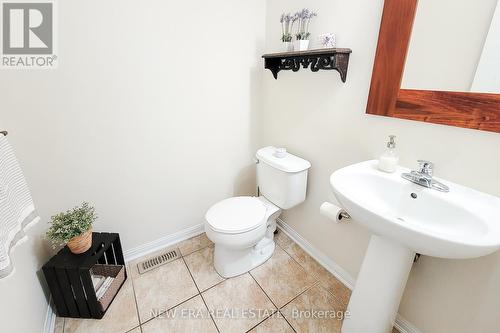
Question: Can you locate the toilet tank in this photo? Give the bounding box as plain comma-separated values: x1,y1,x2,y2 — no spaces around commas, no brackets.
256,146,311,209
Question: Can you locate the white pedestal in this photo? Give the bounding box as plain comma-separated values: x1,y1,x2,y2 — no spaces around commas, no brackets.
342,235,415,333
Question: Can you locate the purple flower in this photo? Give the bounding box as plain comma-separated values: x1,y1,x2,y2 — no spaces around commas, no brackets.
281,13,293,23
301,8,310,19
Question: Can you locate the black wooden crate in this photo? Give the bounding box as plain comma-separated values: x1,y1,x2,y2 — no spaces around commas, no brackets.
42,232,127,319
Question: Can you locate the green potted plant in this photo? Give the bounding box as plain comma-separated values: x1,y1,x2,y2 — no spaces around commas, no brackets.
46,202,97,254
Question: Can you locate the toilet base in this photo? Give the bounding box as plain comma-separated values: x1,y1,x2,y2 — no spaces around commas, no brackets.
213,236,276,278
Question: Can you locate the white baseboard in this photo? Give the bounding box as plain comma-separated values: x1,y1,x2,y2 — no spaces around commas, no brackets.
43,298,56,333
276,218,423,333
123,223,205,262
43,223,205,333
394,315,423,333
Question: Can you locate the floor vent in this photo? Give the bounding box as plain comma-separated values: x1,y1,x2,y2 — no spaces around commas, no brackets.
137,248,181,274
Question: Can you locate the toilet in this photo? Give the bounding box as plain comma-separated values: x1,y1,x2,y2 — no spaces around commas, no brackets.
205,146,311,278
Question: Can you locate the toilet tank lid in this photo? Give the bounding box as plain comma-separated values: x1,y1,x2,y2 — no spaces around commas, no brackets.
256,146,311,173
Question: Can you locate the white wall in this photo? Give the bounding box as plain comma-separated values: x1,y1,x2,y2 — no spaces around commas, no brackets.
0,1,266,332
262,1,500,333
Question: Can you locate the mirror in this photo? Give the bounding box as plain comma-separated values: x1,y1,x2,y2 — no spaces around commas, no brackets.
366,0,500,133
402,0,500,94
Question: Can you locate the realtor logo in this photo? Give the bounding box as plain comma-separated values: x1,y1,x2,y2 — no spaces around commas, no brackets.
1,0,57,68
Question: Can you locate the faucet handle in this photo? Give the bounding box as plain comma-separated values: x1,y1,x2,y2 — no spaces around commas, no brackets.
417,160,434,176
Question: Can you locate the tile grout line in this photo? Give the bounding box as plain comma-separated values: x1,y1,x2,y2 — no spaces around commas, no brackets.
248,270,299,333
315,283,349,311
181,255,221,333
276,236,320,286
182,244,227,291
277,232,350,308
248,271,278,309
128,265,145,333
244,236,320,332
199,291,222,333
180,243,211,258
279,309,298,333
246,272,288,333
266,239,304,333
272,238,323,309
273,281,322,333
196,275,227,294
139,293,201,328
132,255,201,327
280,280,321,310
281,246,350,308
276,235,348,329
244,315,274,333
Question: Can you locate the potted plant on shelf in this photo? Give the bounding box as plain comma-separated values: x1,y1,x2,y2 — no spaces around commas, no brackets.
294,8,317,51
280,13,295,52
46,202,97,254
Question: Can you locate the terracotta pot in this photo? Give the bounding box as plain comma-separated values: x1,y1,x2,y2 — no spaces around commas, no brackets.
67,228,93,254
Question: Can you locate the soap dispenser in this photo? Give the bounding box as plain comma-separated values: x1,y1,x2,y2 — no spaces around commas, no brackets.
378,135,399,173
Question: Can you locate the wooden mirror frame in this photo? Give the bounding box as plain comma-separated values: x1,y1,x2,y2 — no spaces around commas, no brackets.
366,0,500,133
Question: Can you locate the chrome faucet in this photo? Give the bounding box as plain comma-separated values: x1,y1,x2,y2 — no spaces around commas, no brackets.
401,160,450,192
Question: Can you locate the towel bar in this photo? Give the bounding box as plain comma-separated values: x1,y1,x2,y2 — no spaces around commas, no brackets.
0,131,7,136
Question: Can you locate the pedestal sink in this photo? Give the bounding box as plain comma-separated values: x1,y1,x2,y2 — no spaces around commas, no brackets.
330,160,500,333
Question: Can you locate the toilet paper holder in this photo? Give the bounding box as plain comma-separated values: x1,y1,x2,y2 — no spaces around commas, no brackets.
320,202,351,223
339,210,351,220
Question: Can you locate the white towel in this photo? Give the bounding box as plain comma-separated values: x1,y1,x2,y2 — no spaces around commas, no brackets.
0,135,40,278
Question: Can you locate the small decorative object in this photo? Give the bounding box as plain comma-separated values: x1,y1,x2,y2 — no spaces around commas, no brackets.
293,8,317,51
46,202,97,254
319,33,336,48
280,13,295,52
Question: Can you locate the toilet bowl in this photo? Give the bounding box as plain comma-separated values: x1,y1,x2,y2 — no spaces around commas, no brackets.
204,146,311,278
205,196,281,278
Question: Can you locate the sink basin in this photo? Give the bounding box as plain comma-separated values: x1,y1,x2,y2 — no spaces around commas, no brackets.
328,160,500,333
330,160,500,259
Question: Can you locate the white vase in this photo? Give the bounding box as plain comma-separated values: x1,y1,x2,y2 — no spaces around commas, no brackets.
283,42,294,52
294,39,310,51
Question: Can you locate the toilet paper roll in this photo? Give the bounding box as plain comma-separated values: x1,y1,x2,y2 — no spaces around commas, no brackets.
320,202,349,223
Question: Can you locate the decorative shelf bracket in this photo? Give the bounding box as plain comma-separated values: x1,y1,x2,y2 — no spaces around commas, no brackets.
262,48,352,82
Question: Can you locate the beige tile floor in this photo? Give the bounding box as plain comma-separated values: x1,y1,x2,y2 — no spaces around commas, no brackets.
54,231,401,333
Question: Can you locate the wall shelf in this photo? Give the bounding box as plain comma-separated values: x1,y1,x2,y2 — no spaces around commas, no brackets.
262,48,352,82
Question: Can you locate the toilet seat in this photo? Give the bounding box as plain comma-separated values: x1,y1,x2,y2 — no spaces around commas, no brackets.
205,197,267,234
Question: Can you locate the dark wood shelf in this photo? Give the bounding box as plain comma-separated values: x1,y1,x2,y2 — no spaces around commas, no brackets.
262,48,352,82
